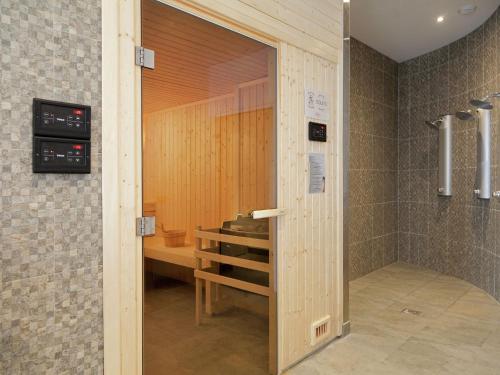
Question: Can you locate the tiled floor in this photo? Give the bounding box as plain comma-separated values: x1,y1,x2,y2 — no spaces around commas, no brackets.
288,262,500,375
143,278,269,375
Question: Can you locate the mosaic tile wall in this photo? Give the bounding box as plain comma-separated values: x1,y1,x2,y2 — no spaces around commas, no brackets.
0,0,103,373
349,38,399,280
398,7,500,301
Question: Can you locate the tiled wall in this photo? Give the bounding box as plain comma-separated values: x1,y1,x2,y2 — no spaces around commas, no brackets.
398,7,500,301
349,38,399,280
0,1,103,372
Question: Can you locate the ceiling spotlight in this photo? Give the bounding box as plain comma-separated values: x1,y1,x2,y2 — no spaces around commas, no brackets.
437,16,445,23
458,4,477,15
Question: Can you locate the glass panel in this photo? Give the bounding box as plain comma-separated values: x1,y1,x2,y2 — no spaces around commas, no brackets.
141,1,276,374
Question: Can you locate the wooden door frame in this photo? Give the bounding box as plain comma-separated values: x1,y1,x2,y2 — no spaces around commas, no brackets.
102,1,344,374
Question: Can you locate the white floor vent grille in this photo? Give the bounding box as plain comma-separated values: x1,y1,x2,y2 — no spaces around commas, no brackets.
310,315,330,346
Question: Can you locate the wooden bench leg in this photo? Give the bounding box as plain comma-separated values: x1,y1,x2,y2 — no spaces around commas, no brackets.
215,283,220,302
215,263,220,302
195,226,203,325
205,280,212,315
195,277,202,326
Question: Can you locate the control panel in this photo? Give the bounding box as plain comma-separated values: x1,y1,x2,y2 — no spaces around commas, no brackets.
33,137,90,173
32,99,91,174
33,98,91,139
308,121,327,142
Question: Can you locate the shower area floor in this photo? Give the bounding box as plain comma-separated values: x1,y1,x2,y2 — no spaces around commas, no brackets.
288,263,500,375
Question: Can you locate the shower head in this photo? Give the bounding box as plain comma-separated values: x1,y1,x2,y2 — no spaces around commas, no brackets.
455,110,475,121
470,98,493,110
470,92,500,109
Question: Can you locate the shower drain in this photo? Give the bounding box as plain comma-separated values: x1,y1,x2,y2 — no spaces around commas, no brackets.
401,308,422,316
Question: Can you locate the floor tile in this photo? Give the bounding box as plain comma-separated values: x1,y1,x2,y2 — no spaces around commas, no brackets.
287,262,500,375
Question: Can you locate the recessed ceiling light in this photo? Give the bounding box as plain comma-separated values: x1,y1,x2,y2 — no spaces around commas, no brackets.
458,4,477,15
343,0,350,3
437,16,445,23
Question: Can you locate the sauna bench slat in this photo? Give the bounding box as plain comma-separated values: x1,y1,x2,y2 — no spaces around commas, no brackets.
144,236,210,269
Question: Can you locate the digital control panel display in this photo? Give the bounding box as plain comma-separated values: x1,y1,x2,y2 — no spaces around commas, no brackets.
33,98,91,139
33,137,90,173
308,121,327,142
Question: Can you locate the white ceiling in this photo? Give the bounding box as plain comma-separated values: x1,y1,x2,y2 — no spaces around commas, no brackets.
350,0,500,62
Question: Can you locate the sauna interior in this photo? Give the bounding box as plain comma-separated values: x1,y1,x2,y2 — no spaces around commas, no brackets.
141,1,276,374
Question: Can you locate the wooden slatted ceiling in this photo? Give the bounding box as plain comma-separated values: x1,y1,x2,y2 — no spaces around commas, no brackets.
142,0,271,113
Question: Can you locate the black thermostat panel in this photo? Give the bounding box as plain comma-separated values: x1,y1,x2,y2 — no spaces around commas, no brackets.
33,98,91,139
308,121,327,142
33,137,90,173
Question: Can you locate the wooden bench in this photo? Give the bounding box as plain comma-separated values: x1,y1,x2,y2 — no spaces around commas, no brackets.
143,202,210,269
194,226,276,374
144,236,210,269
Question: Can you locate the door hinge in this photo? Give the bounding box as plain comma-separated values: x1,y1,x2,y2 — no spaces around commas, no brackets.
135,46,155,69
136,216,156,237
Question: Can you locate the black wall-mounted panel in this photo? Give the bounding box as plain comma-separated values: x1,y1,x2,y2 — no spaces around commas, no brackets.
308,121,327,142
33,137,91,173
33,98,91,139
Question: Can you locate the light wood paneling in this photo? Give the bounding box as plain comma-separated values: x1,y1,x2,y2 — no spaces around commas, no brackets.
238,79,275,213
103,1,343,374
156,0,342,62
143,80,274,244
142,0,271,113
142,0,343,113
277,43,342,368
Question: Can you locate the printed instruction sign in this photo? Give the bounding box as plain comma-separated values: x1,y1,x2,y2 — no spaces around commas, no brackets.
309,153,326,194
305,88,330,121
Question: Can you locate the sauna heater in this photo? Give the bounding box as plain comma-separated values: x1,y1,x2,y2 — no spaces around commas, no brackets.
220,215,269,286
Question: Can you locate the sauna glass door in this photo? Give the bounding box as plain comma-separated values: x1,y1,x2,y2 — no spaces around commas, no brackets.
140,1,277,374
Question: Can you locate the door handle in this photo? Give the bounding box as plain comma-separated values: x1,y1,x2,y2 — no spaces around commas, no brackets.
250,208,286,219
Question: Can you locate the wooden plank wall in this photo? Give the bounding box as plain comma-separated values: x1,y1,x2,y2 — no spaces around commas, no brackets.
104,1,343,374
278,43,340,368
168,0,342,62
143,80,274,244
238,79,275,213
143,1,344,370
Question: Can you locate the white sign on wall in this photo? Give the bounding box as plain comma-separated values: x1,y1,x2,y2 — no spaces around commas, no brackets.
309,153,326,194
305,88,330,122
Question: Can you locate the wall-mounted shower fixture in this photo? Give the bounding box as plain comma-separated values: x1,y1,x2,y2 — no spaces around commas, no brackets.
493,191,500,199
475,108,492,199
455,106,492,200
469,92,500,110
426,114,452,196
455,109,475,121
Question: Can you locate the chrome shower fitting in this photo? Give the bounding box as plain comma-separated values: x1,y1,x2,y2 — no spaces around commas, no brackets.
426,113,452,128
475,108,492,199
426,114,453,196
455,109,476,121
425,118,443,128
469,92,500,110
456,106,492,199
457,91,499,199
